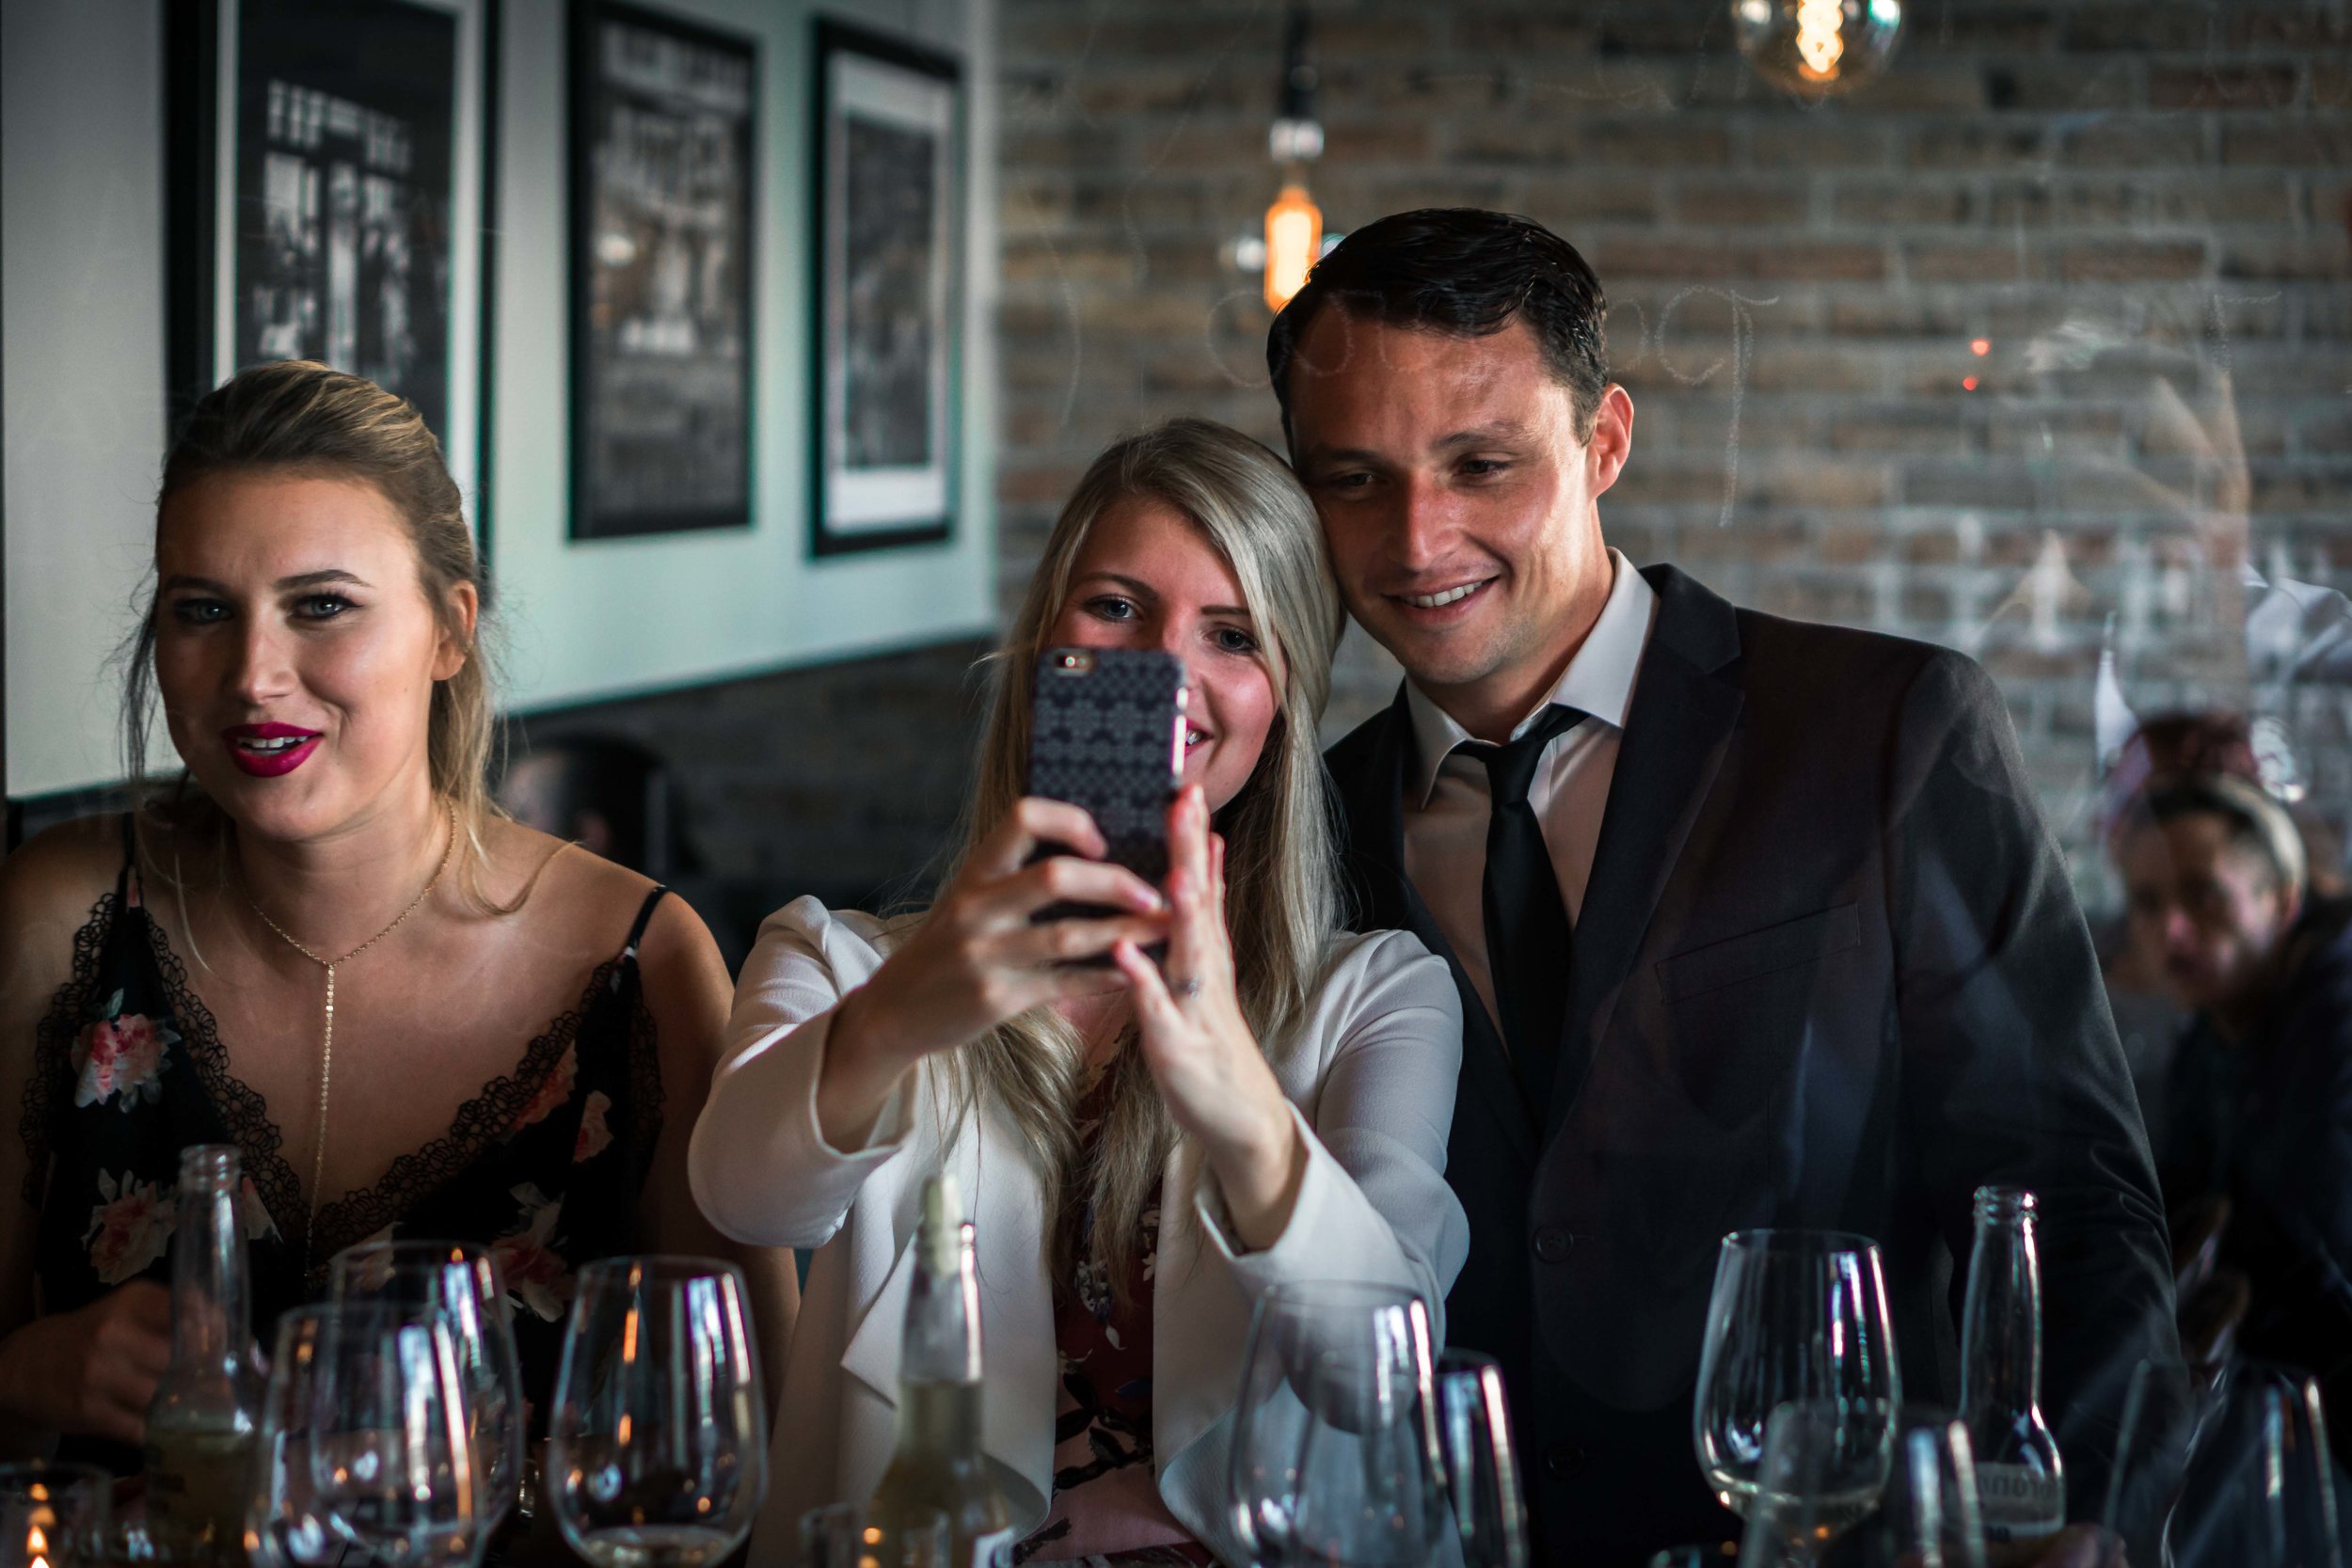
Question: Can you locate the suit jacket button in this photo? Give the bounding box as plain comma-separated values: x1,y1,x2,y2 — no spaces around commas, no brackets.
1544,1442,1588,1480
1533,1227,1571,1264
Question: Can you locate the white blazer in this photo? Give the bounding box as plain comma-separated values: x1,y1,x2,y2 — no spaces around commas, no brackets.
689,897,1470,1566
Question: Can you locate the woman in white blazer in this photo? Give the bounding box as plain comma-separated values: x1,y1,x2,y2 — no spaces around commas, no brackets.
690,420,1469,1565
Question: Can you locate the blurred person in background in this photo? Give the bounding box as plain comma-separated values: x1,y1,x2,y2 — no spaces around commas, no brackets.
2112,762,2352,1452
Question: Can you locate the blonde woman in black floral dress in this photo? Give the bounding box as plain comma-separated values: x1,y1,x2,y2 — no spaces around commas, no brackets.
0,362,795,1468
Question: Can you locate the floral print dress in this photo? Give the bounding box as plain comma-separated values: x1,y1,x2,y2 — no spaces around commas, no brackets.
18,818,669,1470
1015,1076,1218,1568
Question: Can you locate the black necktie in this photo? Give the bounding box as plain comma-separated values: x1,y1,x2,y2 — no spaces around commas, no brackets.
1470,704,1585,1113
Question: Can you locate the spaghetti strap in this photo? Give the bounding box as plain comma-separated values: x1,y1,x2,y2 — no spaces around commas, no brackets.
115,811,139,904
623,885,670,955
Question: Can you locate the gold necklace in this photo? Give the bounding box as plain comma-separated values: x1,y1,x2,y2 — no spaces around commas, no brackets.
242,801,460,1262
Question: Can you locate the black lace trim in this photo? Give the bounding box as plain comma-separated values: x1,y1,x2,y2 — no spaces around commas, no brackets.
307,958,665,1275
21,892,117,1208
135,902,308,1250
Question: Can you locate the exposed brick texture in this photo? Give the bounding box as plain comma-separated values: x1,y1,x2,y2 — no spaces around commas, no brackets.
997,0,2352,900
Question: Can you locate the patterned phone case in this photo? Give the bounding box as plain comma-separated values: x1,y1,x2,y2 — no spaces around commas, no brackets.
1026,646,1185,920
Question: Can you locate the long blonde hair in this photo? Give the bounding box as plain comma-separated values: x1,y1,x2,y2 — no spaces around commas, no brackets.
925,418,1345,1299
123,360,505,910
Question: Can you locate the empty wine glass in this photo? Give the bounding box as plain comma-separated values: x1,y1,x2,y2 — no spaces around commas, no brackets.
247,1305,358,1568
546,1256,768,1568
1694,1231,1899,1536
2102,1356,2201,1567
798,1503,950,1568
305,1300,482,1568
1735,1401,1896,1568
0,1463,110,1568
2169,1360,2344,1568
1433,1351,1530,1568
329,1240,526,1529
1227,1280,1445,1568
1850,1407,1988,1568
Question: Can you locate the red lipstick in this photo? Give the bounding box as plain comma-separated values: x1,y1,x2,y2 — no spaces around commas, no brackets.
223,722,322,778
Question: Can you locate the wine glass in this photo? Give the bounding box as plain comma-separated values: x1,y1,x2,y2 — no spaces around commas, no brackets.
1693,1231,1900,1538
1433,1351,1530,1568
1734,1402,1897,1568
1851,1407,1988,1568
247,1305,361,1568
305,1300,483,1568
2169,1360,2345,1568
2102,1356,2200,1567
798,1503,950,1568
1227,1280,1445,1568
546,1256,768,1568
329,1240,526,1528
0,1463,110,1568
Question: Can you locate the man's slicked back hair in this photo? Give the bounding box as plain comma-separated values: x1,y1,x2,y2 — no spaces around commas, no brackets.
1266,207,1611,442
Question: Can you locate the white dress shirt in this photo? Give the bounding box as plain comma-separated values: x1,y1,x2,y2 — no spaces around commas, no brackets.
1402,548,1661,1034
687,899,1470,1565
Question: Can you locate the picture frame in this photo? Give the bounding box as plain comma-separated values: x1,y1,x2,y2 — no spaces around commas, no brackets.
568,0,758,542
809,19,962,557
166,0,497,530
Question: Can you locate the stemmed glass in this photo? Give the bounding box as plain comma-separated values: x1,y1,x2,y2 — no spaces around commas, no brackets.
1433,1351,1531,1568
0,1462,110,1568
2169,1360,2345,1568
305,1300,484,1568
1693,1230,1900,1552
545,1257,768,1568
1227,1280,1446,1568
328,1240,527,1531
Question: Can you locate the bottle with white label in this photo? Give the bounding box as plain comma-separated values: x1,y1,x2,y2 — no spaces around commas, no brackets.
866,1174,1015,1568
1959,1184,2067,1544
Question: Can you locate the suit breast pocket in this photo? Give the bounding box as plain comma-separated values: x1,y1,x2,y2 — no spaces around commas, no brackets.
1653,903,1864,1006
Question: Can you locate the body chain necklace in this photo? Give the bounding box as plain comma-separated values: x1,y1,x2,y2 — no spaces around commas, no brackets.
242,801,459,1263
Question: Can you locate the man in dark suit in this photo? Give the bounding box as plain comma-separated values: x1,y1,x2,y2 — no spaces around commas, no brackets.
1273,209,2183,1566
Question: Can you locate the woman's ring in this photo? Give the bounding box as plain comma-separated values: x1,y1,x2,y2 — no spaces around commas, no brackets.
1172,977,1203,997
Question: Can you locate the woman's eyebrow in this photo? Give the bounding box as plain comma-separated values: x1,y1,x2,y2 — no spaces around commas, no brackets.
159,569,373,593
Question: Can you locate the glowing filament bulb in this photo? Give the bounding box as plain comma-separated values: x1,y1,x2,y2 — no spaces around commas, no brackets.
1263,182,1322,312
1795,0,1846,79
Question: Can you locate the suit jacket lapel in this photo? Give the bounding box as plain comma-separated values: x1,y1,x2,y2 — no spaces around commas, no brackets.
1547,566,1746,1133
1330,689,1540,1169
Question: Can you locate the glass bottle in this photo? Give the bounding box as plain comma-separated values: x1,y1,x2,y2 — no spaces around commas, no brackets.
1959,1184,2067,1544
866,1174,1013,1568
143,1145,262,1568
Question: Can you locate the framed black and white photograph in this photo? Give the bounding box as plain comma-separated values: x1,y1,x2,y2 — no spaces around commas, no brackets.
167,0,492,515
810,20,961,557
569,2,756,542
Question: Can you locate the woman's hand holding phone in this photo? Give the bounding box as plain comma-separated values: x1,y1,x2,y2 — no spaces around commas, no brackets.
816,797,1167,1148
1115,785,1307,1252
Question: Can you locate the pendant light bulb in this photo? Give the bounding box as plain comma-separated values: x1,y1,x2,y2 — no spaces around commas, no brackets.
1263,182,1322,312
1732,0,1902,98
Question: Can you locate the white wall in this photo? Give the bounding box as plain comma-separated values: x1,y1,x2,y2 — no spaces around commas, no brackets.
2,0,171,797
1,0,997,798
492,0,1000,712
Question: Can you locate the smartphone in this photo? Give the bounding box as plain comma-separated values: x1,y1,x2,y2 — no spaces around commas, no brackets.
1025,645,1187,947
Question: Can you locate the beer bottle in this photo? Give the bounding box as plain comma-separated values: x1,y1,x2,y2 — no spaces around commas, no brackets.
1960,1184,2067,1544
143,1145,262,1568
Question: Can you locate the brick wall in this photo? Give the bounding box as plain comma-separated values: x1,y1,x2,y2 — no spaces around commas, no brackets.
995,0,2352,897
